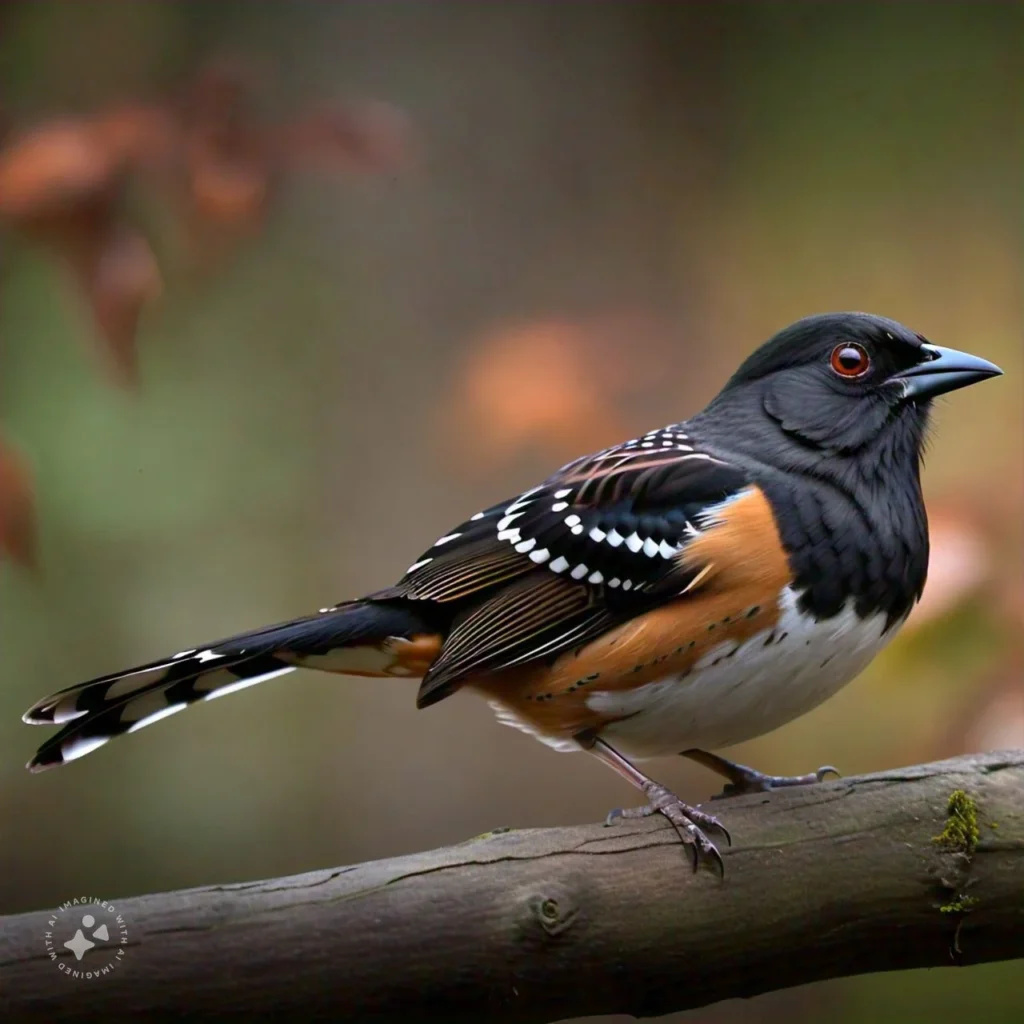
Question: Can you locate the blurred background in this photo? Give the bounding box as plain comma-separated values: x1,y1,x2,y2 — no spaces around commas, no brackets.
0,1,1020,1021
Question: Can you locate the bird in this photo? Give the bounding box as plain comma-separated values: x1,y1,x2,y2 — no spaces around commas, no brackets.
22,311,1002,873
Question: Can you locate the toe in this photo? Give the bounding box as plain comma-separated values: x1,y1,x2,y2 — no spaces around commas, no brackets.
605,803,654,825
710,819,732,847
700,841,726,879
685,806,732,846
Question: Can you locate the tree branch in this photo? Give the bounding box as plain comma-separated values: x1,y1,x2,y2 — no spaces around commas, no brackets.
1,750,1022,1023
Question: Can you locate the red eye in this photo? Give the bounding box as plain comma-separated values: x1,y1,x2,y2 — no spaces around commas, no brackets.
830,343,871,378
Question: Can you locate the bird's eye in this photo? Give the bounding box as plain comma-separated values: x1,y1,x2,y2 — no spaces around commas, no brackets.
829,343,871,378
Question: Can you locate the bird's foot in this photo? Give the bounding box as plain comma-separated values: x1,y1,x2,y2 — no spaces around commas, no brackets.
680,748,839,800
607,780,730,876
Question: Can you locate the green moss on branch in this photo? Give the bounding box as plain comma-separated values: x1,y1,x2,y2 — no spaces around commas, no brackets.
932,789,980,854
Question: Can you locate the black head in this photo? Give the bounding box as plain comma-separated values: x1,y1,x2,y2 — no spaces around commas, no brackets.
694,312,1001,629
704,311,1002,455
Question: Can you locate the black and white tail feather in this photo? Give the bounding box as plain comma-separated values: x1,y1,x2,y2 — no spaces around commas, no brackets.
22,601,428,772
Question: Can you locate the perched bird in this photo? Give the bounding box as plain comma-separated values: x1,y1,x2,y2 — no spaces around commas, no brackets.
22,312,1001,872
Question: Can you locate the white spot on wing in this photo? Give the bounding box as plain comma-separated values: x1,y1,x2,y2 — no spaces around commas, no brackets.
505,486,541,515
529,548,550,564
407,558,432,573
515,538,537,553
625,533,643,553
549,556,569,573
606,529,624,548
570,564,589,580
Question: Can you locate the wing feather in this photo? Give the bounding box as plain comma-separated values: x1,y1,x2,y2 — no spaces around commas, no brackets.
394,425,753,703
417,574,614,706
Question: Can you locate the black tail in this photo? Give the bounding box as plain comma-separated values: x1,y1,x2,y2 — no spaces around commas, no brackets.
23,600,433,771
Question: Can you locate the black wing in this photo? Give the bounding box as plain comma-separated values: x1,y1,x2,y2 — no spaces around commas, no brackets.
380,425,751,704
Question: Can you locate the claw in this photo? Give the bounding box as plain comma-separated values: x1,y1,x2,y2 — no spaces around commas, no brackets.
701,840,725,879
683,802,732,847
703,816,732,848
606,781,728,876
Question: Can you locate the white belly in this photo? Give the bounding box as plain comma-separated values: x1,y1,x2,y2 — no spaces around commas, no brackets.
489,585,899,757
587,587,896,757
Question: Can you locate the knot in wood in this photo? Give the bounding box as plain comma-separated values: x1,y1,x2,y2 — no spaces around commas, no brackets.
525,887,580,937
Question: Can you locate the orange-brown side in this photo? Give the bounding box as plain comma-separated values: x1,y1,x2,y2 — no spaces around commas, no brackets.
470,486,794,741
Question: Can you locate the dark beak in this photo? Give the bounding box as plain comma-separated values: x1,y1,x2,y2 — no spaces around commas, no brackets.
892,344,1003,400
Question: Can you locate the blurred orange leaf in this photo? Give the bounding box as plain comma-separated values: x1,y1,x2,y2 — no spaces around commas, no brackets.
176,66,410,265
441,321,624,467
0,58,412,559
0,107,169,226
81,222,162,385
0,439,38,569
179,59,270,239
0,58,412,378
439,313,674,471
0,109,170,384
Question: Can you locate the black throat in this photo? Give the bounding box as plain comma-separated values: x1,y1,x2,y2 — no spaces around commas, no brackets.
691,404,930,630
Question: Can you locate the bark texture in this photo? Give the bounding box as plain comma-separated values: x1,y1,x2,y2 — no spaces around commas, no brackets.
1,750,1022,1023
